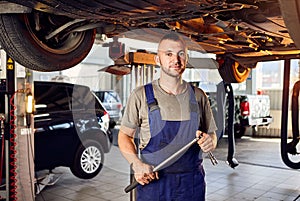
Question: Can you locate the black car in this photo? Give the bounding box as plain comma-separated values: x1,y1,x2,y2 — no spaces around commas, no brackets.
34,81,113,179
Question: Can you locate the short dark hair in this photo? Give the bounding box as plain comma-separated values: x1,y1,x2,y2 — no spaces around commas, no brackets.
158,32,186,48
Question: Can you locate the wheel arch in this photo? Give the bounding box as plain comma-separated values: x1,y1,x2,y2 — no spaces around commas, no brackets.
78,129,111,153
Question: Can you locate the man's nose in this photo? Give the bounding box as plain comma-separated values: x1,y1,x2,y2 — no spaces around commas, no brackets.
173,55,182,65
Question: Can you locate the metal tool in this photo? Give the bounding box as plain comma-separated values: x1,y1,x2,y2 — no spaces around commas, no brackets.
124,136,218,193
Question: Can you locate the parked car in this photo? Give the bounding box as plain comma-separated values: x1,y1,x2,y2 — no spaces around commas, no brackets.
94,90,123,124
191,81,272,138
229,94,273,138
34,81,113,179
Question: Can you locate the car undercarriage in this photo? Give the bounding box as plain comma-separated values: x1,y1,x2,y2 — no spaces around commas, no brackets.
0,0,299,82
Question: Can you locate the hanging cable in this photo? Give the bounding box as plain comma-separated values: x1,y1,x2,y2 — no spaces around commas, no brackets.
9,92,18,201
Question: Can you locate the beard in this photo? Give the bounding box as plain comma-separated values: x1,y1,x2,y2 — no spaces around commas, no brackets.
161,66,185,77
159,57,186,78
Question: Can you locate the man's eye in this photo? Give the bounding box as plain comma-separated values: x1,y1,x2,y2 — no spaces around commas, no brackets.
166,52,173,57
178,51,185,58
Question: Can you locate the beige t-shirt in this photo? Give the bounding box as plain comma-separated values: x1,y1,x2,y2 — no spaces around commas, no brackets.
120,79,217,149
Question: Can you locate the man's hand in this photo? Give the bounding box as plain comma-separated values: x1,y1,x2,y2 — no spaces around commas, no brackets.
132,161,159,185
196,131,217,153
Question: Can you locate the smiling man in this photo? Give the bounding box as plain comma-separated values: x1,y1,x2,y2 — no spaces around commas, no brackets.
118,32,217,201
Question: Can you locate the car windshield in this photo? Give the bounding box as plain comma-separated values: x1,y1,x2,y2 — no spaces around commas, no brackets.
96,91,120,103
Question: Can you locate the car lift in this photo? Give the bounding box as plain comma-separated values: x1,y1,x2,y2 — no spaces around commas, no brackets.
0,51,65,201
35,171,62,195
214,81,239,168
0,50,35,201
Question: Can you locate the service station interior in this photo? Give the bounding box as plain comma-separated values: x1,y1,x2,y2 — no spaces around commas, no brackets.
0,35,300,200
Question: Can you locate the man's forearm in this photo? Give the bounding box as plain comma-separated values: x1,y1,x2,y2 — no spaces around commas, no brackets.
118,131,141,166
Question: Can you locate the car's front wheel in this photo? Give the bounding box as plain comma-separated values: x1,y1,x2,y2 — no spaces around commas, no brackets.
70,139,104,179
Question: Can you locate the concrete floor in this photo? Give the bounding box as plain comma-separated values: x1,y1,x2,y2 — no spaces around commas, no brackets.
35,136,300,201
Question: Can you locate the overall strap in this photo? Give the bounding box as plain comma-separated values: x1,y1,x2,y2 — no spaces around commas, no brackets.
189,84,199,113
144,83,159,112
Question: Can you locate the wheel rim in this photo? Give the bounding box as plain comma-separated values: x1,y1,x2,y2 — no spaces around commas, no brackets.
23,13,86,54
80,146,102,174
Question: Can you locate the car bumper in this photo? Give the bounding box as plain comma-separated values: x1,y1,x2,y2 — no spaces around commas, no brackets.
241,116,273,127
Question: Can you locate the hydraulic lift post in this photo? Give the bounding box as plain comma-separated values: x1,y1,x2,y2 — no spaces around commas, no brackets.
6,54,16,201
0,51,35,201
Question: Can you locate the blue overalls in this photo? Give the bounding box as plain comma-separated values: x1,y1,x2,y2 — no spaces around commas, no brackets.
137,83,205,201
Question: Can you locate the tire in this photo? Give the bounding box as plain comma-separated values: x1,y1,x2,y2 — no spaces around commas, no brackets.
279,0,300,49
0,13,95,72
218,57,251,83
70,139,104,179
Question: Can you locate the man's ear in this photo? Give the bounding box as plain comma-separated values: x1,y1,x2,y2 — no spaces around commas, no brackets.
185,53,189,64
155,55,160,66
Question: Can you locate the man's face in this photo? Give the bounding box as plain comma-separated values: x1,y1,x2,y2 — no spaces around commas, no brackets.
156,39,187,77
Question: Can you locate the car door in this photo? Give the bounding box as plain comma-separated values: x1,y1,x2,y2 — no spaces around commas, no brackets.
34,82,76,170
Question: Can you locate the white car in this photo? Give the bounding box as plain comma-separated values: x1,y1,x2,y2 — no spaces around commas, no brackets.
94,90,123,124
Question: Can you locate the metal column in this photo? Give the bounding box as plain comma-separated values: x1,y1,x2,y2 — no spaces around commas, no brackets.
1,53,35,201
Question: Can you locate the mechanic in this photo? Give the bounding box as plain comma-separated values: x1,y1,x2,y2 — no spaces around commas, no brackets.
118,32,218,201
